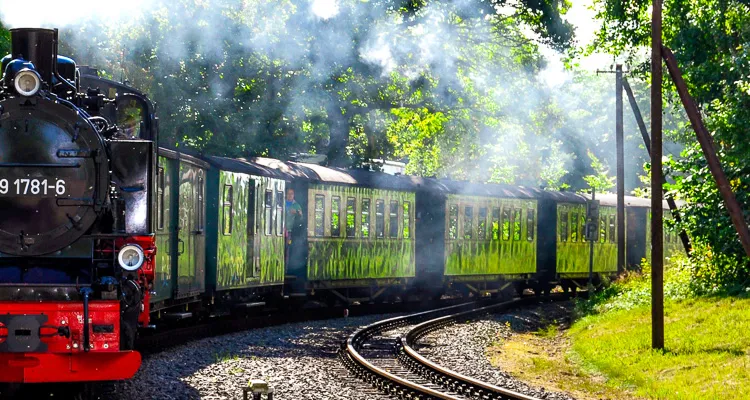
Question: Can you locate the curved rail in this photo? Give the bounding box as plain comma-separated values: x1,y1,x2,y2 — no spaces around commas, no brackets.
341,295,568,399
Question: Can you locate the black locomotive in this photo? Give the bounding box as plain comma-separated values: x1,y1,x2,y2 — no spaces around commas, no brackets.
0,28,158,383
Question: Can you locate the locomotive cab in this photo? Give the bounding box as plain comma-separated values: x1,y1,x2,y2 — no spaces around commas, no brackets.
0,28,156,384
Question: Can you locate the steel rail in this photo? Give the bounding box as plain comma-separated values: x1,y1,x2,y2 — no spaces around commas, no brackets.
399,297,556,400
341,295,567,399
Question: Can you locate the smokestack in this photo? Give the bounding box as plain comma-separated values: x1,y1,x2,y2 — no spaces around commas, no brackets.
10,28,56,83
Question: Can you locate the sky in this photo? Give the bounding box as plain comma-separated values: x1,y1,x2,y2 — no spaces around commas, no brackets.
539,0,616,87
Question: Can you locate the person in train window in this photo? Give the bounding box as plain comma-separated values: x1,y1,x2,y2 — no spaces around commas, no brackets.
285,188,303,240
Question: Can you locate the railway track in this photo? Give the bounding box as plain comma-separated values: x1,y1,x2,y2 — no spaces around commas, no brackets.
340,295,568,400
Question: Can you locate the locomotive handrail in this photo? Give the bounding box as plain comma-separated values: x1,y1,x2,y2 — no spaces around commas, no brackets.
0,162,81,168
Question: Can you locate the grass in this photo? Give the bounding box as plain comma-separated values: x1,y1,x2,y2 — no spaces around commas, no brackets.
492,255,750,400
569,297,750,399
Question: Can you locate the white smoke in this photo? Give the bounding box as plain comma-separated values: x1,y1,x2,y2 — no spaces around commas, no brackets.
0,0,147,27
310,0,340,20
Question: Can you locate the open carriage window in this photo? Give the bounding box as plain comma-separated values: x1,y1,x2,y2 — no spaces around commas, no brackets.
346,197,356,238
331,196,341,237
222,185,234,236
449,205,458,239
314,195,325,237
403,202,411,239
361,199,371,238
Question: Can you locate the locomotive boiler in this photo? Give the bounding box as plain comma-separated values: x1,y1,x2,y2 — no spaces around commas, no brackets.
0,28,157,384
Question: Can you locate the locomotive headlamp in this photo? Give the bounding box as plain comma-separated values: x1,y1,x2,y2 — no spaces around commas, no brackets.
118,244,145,272
13,68,41,97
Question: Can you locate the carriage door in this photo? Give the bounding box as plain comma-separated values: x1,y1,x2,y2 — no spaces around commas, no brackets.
176,162,206,298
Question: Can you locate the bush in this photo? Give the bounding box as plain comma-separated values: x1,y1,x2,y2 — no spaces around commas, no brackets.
576,254,698,315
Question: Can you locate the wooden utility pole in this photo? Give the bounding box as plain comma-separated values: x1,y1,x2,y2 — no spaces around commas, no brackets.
622,78,692,256
615,65,625,274
595,65,626,273
651,0,665,350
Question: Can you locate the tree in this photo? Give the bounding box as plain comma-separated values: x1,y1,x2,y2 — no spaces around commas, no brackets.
592,0,750,290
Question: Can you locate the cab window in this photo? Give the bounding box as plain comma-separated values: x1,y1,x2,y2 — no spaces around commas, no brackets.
116,98,146,139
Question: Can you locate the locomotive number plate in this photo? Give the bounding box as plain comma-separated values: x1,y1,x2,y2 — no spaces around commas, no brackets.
0,178,67,196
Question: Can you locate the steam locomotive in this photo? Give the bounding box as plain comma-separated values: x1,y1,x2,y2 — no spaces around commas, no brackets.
0,28,157,383
0,28,685,390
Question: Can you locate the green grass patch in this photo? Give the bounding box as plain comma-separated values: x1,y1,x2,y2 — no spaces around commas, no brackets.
570,297,750,399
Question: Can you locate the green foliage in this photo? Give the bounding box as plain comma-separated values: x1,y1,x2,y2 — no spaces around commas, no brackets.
575,254,700,316
592,0,750,289
581,150,615,194
0,22,8,56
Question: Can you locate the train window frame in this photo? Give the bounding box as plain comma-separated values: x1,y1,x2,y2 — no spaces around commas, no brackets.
222,184,234,236
526,208,535,241
197,170,205,231
491,208,500,240
157,167,165,231
609,215,616,243
314,194,325,237
464,206,473,240
449,205,458,239
559,210,569,242
512,208,521,241
361,198,371,238
346,197,356,238
570,209,579,242
579,212,586,243
389,200,399,238
376,199,385,239
478,207,487,240
599,215,607,243
264,189,273,236
501,207,511,241
331,196,342,237
276,190,284,237
403,201,411,239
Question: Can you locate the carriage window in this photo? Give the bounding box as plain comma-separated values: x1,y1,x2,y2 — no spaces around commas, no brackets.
478,208,487,240
346,197,356,238
331,196,341,237
222,185,233,235
276,190,284,236
502,207,511,241
361,199,371,238
512,208,521,241
403,202,411,239
599,215,607,243
559,210,568,242
464,207,473,240
449,205,458,239
197,171,205,231
314,195,325,237
579,212,587,242
376,200,385,238
264,190,273,236
527,209,535,241
570,210,578,242
389,201,399,238
609,215,616,243
492,208,500,240
157,167,165,231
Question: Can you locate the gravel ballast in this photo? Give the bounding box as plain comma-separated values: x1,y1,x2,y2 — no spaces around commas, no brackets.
413,301,577,400
119,313,397,400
